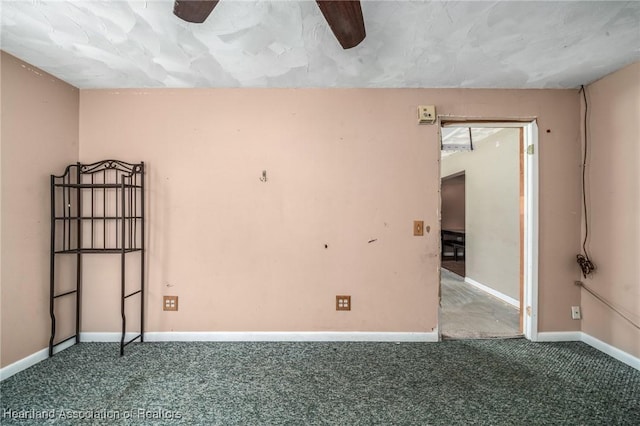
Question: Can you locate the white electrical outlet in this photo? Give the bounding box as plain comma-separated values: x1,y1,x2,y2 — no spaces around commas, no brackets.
571,306,581,320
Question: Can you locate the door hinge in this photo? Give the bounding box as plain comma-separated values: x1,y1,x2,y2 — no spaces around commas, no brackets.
526,306,532,317
527,144,535,155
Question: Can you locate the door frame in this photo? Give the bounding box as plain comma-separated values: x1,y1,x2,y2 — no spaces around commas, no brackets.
438,119,539,341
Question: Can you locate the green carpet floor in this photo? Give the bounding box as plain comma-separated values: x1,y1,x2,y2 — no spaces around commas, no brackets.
1,340,639,425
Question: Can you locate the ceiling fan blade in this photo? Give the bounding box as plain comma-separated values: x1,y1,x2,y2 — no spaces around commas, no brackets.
316,0,366,49
174,0,220,23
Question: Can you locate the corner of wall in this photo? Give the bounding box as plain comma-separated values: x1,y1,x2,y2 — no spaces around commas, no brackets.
0,52,80,368
578,62,640,359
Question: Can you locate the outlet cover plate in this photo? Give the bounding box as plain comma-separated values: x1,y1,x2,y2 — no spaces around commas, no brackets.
164,296,178,311
336,295,351,311
571,305,581,320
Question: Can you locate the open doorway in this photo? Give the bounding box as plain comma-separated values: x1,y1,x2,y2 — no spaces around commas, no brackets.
441,172,466,278
438,121,537,340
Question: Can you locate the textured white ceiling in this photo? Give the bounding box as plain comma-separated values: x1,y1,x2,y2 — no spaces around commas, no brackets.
1,0,639,89
440,126,503,157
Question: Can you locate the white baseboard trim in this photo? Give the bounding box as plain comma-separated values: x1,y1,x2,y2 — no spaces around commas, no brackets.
0,338,76,381
581,333,640,371
464,277,520,308
81,331,439,343
537,331,639,371
536,331,583,342
145,331,439,343
80,332,140,342
80,331,438,343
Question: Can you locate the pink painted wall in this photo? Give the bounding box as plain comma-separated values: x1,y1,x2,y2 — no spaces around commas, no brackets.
78,88,582,336
1,52,79,367
6,52,639,368
581,62,640,358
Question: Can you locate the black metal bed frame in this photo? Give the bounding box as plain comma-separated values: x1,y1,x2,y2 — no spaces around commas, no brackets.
49,160,145,357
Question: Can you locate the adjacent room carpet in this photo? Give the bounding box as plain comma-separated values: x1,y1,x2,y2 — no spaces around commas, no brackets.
2,340,639,425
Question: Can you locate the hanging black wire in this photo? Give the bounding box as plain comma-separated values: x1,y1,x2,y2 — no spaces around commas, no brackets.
577,85,596,278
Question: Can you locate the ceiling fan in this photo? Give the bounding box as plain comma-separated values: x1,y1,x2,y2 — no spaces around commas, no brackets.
173,0,366,49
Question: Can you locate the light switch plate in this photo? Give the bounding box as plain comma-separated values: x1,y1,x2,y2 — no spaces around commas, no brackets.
413,220,424,236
